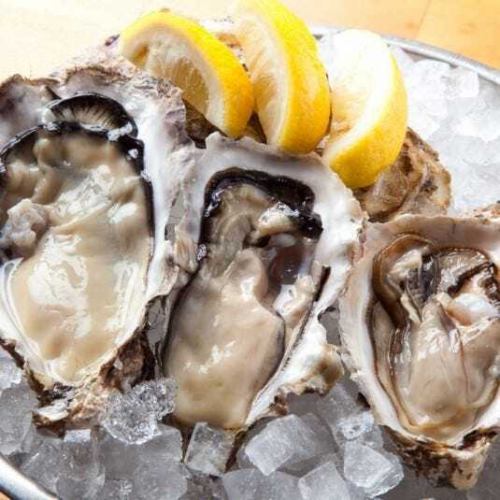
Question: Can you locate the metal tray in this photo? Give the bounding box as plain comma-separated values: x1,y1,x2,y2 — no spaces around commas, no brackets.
0,30,499,500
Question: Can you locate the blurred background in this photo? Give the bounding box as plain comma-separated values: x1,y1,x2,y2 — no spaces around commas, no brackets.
0,0,498,79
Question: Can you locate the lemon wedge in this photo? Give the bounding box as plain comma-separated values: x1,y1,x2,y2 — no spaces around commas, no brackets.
322,29,408,189
234,0,331,154
119,11,254,138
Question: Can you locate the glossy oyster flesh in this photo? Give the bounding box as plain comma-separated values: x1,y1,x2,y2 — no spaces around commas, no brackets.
0,123,150,384
163,133,363,431
354,129,451,222
340,212,500,489
0,61,192,427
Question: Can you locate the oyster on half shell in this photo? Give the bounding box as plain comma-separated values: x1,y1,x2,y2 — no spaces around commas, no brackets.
162,133,363,434
0,58,193,428
340,211,500,489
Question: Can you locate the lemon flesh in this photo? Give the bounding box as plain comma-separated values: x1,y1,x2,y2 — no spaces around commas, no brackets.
120,11,254,138
323,29,408,189
234,0,331,154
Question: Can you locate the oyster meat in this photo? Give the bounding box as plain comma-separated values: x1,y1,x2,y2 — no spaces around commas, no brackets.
0,123,150,383
162,134,363,433
340,211,500,489
0,59,192,428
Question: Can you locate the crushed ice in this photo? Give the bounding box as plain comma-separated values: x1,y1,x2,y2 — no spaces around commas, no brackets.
2,41,500,500
184,423,236,477
390,46,500,213
101,378,176,445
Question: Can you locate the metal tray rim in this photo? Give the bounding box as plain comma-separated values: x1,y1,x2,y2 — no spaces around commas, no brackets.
383,33,499,85
314,26,500,85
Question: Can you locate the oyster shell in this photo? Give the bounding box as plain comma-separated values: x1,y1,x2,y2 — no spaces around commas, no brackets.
340,211,500,489
354,129,451,222
0,59,193,428
162,133,363,433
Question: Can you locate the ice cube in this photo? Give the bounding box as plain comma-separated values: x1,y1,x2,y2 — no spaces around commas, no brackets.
0,353,22,390
407,63,500,215
56,460,104,500
100,424,182,480
183,470,227,500
343,440,404,498
434,133,500,213
339,410,375,441
406,59,451,94
19,423,45,455
21,438,62,491
298,459,351,500
284,452,342,478
132,378,177,419
282,415,340,475
301,412,335,446
184,422,235,477
222,469,299,500
403,58,455,140
358,422,384,449
243,414,333,476
452,98,500,142
99,479,134,500
446,67,480,100
317,383,358,421
287,392,322,416
316,382,374,443
0,383,37,455
408,62,449,118
101,390,158,445
56,430,105,500
101,378,176,445
408,105,440,140
316,380,385,453
99,424,186,499
347,482,369,500
133,460,188,500
100,433,140,479
141,424,183,463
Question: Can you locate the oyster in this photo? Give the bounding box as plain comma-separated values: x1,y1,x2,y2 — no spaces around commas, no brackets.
162,133,363,433
0,60,193,428
340,211,500,489
354,129,451,222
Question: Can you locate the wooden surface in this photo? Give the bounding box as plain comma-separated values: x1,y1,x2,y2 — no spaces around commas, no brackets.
0,0,498,80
